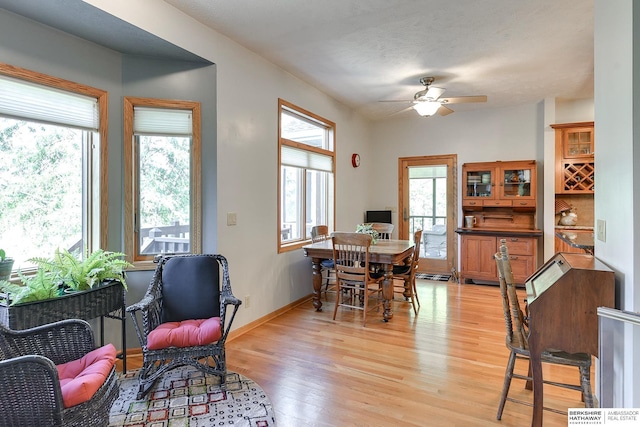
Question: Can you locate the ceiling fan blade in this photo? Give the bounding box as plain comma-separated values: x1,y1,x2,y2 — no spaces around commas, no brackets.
440,95,487,104
438,105,454,116
378,99,413,103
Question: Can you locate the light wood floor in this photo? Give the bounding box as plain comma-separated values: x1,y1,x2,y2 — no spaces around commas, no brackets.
119,279,592,427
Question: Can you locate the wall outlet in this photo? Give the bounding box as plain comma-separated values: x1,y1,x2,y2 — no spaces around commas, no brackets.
596,219,606,242
244,295,250,308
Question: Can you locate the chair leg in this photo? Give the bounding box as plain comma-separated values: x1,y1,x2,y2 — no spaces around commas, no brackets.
579,365,594,408
497,351,517,420
362,283,368,327
412,277,420,308
525,359,533,390
332,283,341,321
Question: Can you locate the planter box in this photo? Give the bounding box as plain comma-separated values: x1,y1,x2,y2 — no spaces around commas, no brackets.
0,280,125,330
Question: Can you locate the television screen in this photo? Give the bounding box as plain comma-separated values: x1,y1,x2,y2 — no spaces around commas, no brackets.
365,210,392,224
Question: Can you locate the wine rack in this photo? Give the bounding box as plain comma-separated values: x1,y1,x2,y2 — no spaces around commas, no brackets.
561,161,594,192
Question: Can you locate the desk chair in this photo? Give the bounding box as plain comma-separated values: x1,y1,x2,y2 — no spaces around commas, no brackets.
311,225,336,297
331,232,383,327
494,240,593,420
392,229,422,314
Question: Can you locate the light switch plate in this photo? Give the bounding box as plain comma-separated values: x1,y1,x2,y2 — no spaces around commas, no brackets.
596,219,606,242
227,212,237,226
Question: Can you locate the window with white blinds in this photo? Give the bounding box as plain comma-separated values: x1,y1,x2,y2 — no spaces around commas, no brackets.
278,99,335,252
0,75,98,130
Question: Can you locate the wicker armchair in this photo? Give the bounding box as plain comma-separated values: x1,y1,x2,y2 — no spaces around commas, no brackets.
0,319,118,427
127,254,242,399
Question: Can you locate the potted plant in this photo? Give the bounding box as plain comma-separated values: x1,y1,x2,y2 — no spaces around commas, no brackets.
0,249,14,282
0,248,132,331
29,248,131,293
0,248,132,306
356,223,379,244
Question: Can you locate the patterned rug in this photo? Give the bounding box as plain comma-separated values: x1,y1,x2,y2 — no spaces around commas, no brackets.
415,273,451,281
109,366,276,426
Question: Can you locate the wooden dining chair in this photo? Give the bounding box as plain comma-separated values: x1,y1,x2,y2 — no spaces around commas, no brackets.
494,239,593,420
392,229,422,314
370,222,394,239
311,225,335,298
331,232,383,327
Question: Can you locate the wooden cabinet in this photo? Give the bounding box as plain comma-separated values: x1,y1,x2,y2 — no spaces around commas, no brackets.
552,122,594,194
463,160,537,209
458,159,541,285
460,233,538,285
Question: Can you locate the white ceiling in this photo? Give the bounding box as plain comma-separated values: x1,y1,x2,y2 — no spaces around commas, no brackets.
163,0,594,120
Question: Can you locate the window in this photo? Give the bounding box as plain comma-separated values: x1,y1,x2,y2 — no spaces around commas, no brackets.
0,63,107,271
124,97,202,266
278,99,335,252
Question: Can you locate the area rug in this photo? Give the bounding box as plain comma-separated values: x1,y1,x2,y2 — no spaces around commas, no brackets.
415,273,451,281
109,366,276,427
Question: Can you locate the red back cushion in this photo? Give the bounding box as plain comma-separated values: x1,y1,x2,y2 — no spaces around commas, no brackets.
56,344,116,408
146,317,222,350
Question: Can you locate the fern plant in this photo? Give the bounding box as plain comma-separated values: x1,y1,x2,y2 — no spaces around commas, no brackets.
34,248,132,291
0,268,60,305
0,248,132,305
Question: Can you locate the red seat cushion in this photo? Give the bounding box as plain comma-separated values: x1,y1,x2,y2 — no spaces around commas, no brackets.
147,317,222,350
56,344,116,408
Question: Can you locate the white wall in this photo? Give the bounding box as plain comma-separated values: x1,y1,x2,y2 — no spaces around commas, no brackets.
369,103,544,264
84,0,372,326
594,0,638,406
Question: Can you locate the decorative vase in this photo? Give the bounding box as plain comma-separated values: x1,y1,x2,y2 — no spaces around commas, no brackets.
0,259,14,281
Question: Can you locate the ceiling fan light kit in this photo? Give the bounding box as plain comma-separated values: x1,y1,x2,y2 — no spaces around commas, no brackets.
413,101,442,117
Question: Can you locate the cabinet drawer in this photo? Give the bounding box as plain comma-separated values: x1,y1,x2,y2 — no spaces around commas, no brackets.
462,199,484,208
512,199,536,208
484,199,512,207
503,237,534,255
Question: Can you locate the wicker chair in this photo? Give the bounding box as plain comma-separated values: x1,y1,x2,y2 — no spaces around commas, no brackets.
494,240,593,420
392,229,423,314
0,319,118,427
127,254,242,399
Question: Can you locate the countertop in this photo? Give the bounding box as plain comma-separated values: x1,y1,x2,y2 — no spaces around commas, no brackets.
455,227,543,237
555,225,594,231
555,230,595,251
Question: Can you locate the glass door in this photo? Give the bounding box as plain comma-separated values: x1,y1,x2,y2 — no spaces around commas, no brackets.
399,155,457,275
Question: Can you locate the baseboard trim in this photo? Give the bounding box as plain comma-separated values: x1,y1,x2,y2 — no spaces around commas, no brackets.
227,294,312,342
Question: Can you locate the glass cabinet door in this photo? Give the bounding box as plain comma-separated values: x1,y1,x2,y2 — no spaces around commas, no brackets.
465,169,493,198
563,127,594,158
501,167,532,198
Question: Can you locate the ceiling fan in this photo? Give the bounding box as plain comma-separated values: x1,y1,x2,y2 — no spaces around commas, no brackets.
381,76,487,117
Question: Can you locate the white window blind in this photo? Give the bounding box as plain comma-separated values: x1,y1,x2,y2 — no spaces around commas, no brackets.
0,75,98,130
281,145,333,173
133,107,193,136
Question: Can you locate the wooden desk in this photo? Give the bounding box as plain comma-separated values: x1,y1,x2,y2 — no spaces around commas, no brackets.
302,239,414,322
525,252,614,427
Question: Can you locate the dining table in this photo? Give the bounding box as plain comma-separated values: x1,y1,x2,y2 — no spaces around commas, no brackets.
302,238,415,322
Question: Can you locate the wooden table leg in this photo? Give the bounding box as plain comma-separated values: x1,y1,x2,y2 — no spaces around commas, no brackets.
381,263,394,321
311,257,323,311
